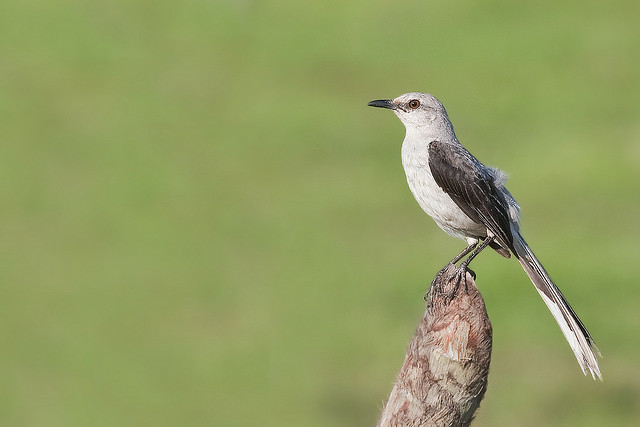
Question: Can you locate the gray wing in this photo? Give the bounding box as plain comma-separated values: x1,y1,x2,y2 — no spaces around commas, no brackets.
428,140,515,253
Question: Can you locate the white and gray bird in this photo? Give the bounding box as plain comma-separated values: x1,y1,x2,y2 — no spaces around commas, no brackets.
368,92,601,380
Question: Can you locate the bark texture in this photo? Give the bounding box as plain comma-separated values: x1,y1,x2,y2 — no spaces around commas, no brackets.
378,265,492,427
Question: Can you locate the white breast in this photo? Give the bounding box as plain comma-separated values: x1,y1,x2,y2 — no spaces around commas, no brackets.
401,138,486,240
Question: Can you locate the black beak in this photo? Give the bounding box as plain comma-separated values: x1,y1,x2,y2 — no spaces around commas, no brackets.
367,99,396,110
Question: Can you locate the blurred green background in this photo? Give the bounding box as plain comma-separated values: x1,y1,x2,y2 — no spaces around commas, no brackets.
1,0,639,425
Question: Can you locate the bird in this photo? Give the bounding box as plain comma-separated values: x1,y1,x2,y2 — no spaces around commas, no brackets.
368,92,601,380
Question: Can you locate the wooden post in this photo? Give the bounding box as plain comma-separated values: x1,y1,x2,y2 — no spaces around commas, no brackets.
378,264,493,427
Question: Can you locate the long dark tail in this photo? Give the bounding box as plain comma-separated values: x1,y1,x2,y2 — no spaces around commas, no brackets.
512,232,602,380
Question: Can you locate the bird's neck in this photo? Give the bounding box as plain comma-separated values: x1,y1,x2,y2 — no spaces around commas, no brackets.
401,124,458,167
405,116,457,142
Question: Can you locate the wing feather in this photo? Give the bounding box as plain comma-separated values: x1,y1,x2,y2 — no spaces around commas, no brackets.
428,140,515,252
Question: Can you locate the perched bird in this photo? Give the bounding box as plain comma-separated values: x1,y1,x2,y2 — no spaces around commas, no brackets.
368,92,601,379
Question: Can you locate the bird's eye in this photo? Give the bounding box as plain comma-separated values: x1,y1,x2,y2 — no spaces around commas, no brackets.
408,99,420,109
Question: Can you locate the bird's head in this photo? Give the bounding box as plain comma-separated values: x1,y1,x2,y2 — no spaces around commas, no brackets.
368,92,452,133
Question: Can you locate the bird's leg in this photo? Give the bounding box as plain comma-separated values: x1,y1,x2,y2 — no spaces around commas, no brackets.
460,236,495,270
433,241,479,290
449,241,479,265
451,237,495,288
433,241,478,285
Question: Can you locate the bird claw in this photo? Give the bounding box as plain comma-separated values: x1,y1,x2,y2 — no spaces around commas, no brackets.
466,267,476,280
426,263,477,302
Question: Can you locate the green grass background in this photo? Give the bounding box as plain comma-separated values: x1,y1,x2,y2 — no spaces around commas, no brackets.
1,0,639,425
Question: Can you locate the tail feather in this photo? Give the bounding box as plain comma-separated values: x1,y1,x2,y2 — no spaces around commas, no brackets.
512,232,602,380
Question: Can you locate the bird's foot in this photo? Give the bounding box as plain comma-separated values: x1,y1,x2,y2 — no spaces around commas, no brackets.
426,263,455,301
460,264,476,280
452,263,476,291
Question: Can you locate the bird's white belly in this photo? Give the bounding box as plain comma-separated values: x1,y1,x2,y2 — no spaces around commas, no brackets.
402,162,486,241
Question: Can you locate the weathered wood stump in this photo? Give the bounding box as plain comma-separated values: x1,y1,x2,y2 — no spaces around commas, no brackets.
378,264,493,427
